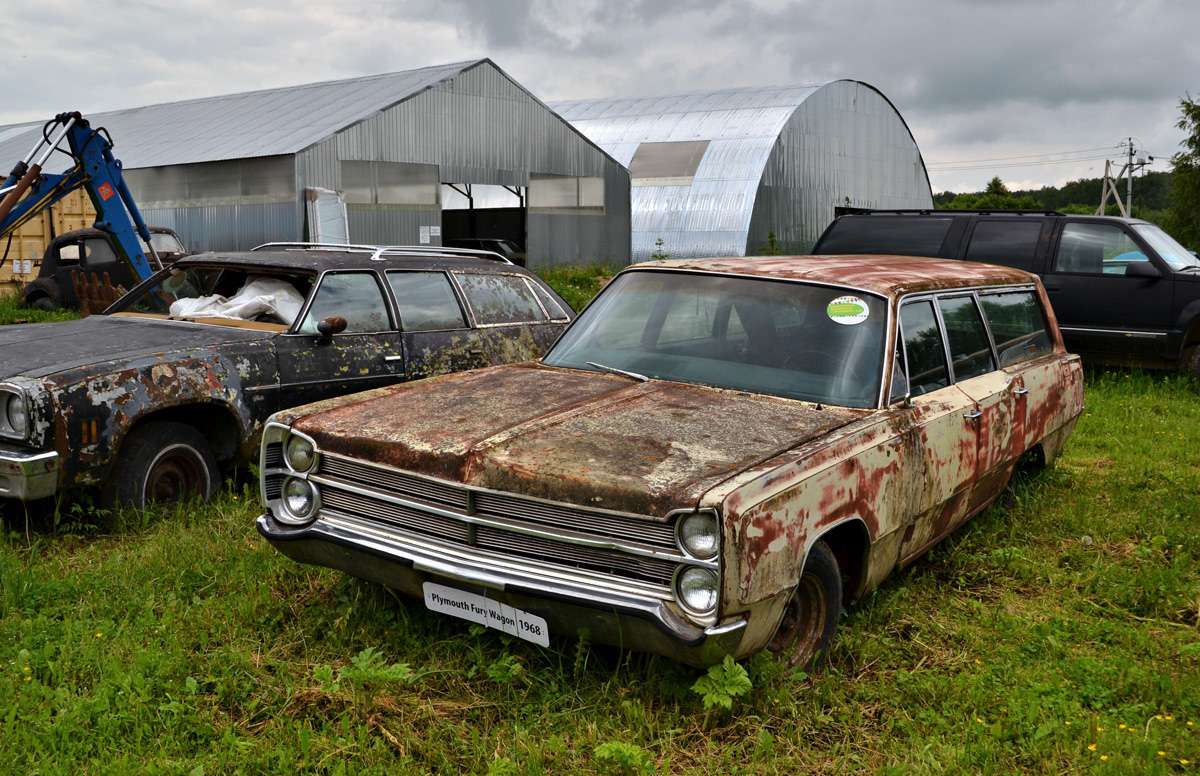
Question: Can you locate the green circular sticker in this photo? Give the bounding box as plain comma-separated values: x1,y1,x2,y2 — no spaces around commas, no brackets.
827,295,869,325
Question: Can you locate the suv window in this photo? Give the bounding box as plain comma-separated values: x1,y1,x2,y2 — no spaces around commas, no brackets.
899,300,950,395
298,272,391,334
964,220,1042,271
456,273,548,325
819,217,954,257
938,295,995,381
387,271,467,331
978,290,1052,367
1053,223,1143,275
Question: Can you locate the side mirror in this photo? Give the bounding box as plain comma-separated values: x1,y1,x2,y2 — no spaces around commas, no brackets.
1124,260,1162,279
315,316,347,344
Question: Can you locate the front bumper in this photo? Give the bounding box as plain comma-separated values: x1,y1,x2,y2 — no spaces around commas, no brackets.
0,445,59,500
258,511,746,667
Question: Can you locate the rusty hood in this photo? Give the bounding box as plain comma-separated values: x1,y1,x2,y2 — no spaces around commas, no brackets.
0,315,274,379
292,363,871,515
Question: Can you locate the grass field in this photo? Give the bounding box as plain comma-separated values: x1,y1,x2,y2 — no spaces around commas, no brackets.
0,280,1197,774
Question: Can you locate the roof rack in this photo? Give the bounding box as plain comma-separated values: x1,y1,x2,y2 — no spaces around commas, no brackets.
839,208,1066,217
250,242,514,264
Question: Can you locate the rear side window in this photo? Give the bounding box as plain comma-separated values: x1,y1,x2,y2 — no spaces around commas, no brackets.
899,300,950,395
978,290,1052,366
963,220,1043,271
938,295,996,381
387,271,467,331
456,273,548,325
816,217,954,257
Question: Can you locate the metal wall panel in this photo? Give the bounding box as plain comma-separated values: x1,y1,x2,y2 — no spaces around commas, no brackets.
141,203,302,252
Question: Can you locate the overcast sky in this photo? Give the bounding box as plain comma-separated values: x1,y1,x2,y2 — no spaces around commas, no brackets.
2,0,1195,194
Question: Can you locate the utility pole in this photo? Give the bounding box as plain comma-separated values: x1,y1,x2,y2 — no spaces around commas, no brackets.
1097,139,1153,217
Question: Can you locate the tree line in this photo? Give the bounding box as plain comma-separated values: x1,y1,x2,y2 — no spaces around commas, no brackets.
931,94,1200,249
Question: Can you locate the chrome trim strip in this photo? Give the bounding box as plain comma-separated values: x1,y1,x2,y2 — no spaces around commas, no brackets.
1058,326,1166,339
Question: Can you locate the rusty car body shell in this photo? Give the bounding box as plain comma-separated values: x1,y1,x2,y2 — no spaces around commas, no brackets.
0,248,572,502
258,255,1085,666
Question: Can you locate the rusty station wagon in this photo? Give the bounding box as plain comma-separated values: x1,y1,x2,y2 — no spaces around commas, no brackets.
258,255,1084,668
0,244,571,509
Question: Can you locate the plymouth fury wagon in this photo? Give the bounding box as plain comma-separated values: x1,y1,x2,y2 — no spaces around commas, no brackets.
0,244,571,509
258,255,1084,668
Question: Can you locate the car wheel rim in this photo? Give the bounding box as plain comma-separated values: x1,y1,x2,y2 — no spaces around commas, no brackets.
145,445,208,504
767,572,827,667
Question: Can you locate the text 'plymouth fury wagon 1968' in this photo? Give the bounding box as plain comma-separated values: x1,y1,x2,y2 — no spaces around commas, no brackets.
258,255,1084,668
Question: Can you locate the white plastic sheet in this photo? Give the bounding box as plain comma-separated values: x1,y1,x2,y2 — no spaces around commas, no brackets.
169,277,306,325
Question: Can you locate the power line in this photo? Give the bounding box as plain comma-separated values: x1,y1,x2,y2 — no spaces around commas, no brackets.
926,145,1119,167
930,153,1116,172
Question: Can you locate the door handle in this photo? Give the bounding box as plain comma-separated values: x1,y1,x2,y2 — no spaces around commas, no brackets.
384,355,404,362
963,411,983,420
1013,388,1029,396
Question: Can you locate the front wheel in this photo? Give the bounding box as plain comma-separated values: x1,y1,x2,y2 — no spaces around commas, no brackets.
29,295,55,312
1191,346,1200,383
766,540,842,670
101,421,220,510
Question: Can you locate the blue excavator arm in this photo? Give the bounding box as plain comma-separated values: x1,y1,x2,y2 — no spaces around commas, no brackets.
0,112,160,281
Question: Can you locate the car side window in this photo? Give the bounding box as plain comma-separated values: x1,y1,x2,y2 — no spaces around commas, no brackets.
387,271,467,331
963,221,1042,271
296,272,391,334
938,295,996,381
1054,223,1145,275
455,273,548,325
80,238,119,268
899,300,950,396
978,290,1052,367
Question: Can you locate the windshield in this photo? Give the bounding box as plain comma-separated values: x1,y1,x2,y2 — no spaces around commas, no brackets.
543,271,887,408
1133,223,1200,270
110,265,313,326
149,231,186,254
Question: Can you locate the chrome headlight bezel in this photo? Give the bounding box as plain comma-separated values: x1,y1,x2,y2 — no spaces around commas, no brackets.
285,433,316,473
279,475,320,525
674,508,719,560
0,386,29,441
673,565,719,615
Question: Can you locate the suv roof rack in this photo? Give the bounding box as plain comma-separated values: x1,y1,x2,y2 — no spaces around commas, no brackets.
838,208,1066,217
250,242,514,264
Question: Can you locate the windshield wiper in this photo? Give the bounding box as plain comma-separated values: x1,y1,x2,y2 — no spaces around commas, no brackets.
586,361,650,382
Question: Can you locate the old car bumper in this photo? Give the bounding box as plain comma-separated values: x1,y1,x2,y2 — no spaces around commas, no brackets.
0,446,59,500
257,512,746,667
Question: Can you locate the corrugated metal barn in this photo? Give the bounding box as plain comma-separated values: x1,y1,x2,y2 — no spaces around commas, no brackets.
551,81,932,262
0,60,631,267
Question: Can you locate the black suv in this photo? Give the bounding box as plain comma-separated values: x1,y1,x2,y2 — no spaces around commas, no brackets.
812,210,1200,378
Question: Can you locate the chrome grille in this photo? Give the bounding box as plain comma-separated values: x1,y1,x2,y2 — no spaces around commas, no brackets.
313,453,683,588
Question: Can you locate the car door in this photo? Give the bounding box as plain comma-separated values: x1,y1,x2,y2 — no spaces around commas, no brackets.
1041,221,1174,359
276,270,404,405
452,271,568,364
935,293,1017,515
975,287,1065,458
386,270,490,379
894,298,982,564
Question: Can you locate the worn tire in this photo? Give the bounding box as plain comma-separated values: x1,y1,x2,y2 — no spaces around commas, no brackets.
767,540,843,670
29,295,55,312
1192,346,1200,383
101,421,219,510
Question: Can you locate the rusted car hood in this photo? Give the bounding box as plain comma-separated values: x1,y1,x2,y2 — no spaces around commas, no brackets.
292,363,872,515
0,316,274,379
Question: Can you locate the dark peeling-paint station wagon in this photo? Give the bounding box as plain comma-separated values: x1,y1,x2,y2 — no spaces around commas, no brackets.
258,255,1085,668
0,244,572,509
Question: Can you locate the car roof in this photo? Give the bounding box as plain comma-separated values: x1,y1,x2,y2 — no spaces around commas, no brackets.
837,209,1153,226
628,254,1039,297
170,245,527,274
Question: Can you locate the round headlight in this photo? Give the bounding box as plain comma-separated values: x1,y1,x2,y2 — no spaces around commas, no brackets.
676,566,719,614
282,476,317,521
285,435,315,472
678,511,719,559
6,394,27,436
